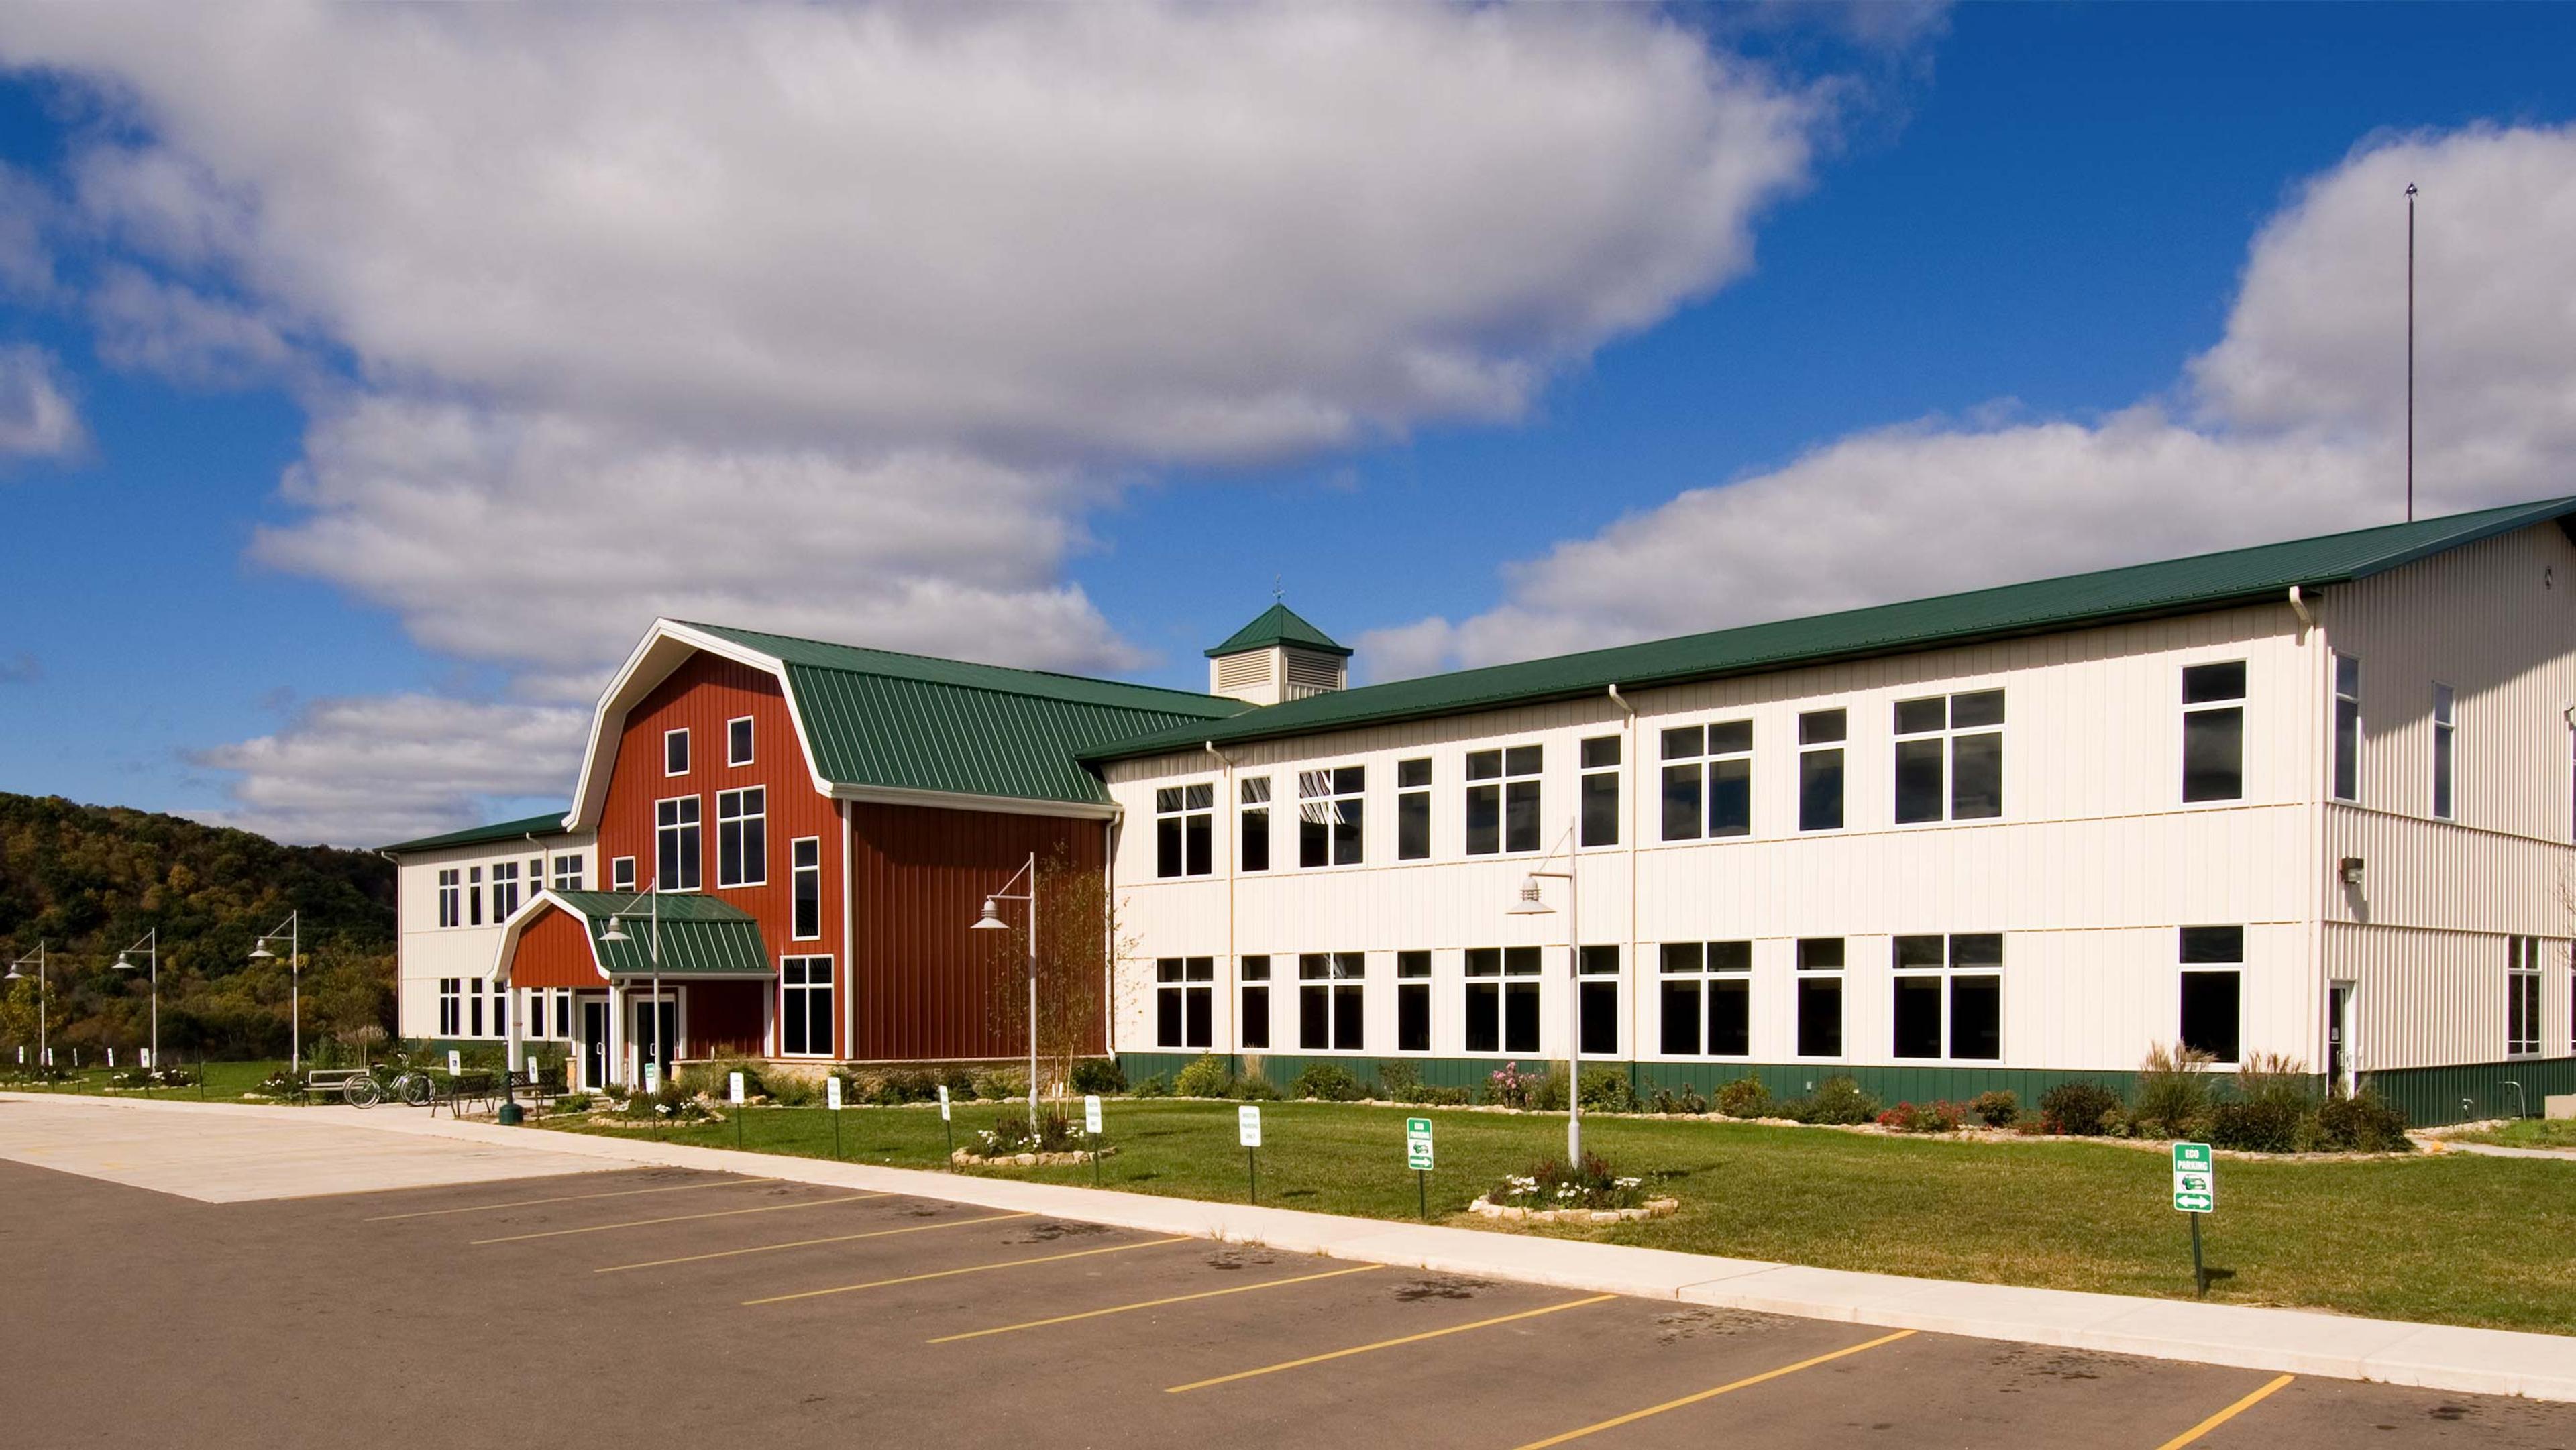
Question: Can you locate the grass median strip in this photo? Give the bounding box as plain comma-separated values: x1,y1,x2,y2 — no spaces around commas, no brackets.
368,1176,777,1221
928,1262,1388,1343
1509,1328,1918,1449
598,1212,1032,1273
470,1192,885,1245
2151,1373,2295,1450
1165,1294,1617,1394
743,1235,1192,1305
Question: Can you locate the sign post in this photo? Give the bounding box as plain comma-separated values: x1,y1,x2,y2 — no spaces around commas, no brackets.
1405,1117,1434,1218
1084,1094,1104,1186
2171,1141,2215,1297
938,1083,954,1166
729,1071,747,1150
1238,1105,1263,1203
826,1073,844,1159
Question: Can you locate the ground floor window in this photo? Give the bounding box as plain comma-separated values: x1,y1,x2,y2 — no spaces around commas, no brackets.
1157,956,1212,1050
782,956,834,1056
1891,933,2002,1061
1578,945,1619,1056
1396,951,1431,1052
1659,942,1750,1056
1465,946,1540,1054
1240,956,1270,1051
1299,952,1365,1051
2508,935,2542,1056
2179,925,2243,1064
438,978,462,1036
1795,938,1843,1057
468,981,486,1038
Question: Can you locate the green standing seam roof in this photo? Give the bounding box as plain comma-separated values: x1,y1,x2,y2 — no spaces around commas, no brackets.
1205,602,1353,659
1091,496,2576,761
380,810,573,855
545,890,772,978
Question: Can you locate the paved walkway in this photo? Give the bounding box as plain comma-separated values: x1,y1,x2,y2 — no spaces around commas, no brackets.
2433,1139,2576,1161
9,1091,2572,1402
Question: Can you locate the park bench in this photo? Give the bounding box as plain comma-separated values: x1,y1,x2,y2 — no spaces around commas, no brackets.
435,1066,563,1118
302,1068,371,1103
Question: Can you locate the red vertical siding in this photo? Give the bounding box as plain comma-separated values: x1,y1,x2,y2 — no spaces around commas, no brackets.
690,980,768,1058
509,907,604,989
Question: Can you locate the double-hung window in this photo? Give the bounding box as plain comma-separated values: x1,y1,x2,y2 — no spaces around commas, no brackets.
1580,737,1621,846
1156,957,1213,1050
551,854,583,891
1659,942,1750,1056
468,979,484,1037
1799,711,1847,832
1466,745,1542,854
1299,766,1365,867
2182,662,2247,802
611,856,637,892
1891,934,2002,1061
2331,655,2361,802
1464,946,1540,1054
2508,936,2542,1057
468,866,484,925
1577,944,1620,1056
663,727,690,776
1156,784,1214,878
790,837,822,940
1396,951,1432,1052
1240,779,1271,873
490,979,506,1038
781,956,833,1056
2431,683,2456,820
1397,759,1432,860
491,860,521,919
717,787,766,888
655,797,702,891
437,869,462,928
1794,938,1844,1056
1894,691,2004,824
1662,721,1752,840
1298,952,1365,1051
437,978,462,1036
727,716,755,768
2179,926,2243,1064
1239,956,1271,1050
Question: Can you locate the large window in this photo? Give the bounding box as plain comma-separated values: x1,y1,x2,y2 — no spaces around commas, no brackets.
782,956,833,1056
1894,691,2004,824
2508,936,2542,1057
551,854,583,891
1299,952,1365,1050
2331,655,2361,802
790,837,822,940
1794,937,1843,1057
1299,766,1365,867
1156,957,1213,1050
437,869,462,928
1659,942,1750,1057
2179,926,2243,1064
655,796,702,891
1662,721,1752,841
1580,736,1621,847
727,716,755,768
1466,745,1543,855
1240,778,1271,873
1577,944,1619,1056
664,727,690,776
491,860,522,919
1799,711,1846,832
1156,783,1214,879
1465,946,1540,1054
1396,950,1431,1052
2432,683,2457,820
2182,662,2247,803
1240,956,1271,1050
1397,759,1432,860
1891,933,2002,1061
437,977,462,1036
717,787,767,888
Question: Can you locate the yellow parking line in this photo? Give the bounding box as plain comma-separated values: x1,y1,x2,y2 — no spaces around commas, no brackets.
598,1213,1032,1273
745,1235,1193,1305
1166,1294,1617,1394
470,1192,885,1245
1510,1328,1918,1449
2152,1373,2295,1450
368,1176,779,1221
930,1262,1387,1343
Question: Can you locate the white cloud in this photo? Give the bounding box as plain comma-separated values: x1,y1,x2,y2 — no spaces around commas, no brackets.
0,343,82,461
1364,124,2576,677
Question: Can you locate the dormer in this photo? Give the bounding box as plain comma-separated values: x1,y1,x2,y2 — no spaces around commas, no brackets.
1205,604,1351,706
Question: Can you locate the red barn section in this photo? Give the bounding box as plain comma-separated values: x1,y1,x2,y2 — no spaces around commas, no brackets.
510,909,602,990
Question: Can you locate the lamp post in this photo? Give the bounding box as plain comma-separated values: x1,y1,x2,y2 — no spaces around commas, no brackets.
5,940,46,1070
248,912,301,1075
112,928,160,1074
969,852,1039,1132
1505,816,1585,1165
597,877,665,1091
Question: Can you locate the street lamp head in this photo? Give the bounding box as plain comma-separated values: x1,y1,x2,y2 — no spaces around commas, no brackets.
248,942,276,960
969,898,1008,931
3,964,23,981
599,916,631,943
113,953,134,971
1504,877,1555,916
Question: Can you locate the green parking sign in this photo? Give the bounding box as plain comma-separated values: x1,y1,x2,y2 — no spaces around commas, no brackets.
1405,1117,1433,1172
2171,1141,2214,1213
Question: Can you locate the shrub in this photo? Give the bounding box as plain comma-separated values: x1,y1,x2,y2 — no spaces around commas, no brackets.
976,1107,1081,1155
557,1091,593,1113
1415,1084,1473,1106
941,1064,980,1101
1970,1089,2019,1127
1232,1076,1281,1101
2131,1044,2216,1139
1375,1060,1422,1098
1131,1073,1171,1098
1487,1151,1646,1212
1527,1069,1568,1113
971,1067,1027,1101
2314,1091,2411,1153
2037,1080,2123,1136
1648,1084,1710,1115
1806,1076,1880,1125
1712,1076,1773,1119
620,1083,708,1121
1578,1066,1640,1113
763,1072,822,1108
1484,1062,1537,1109
1291,1061,1363,1102
2234,1052,2315,1112
1173,1054,1234,1098
1069,1058,1128,1095
2209,1097,2306,1153
1876,1099,1966,1133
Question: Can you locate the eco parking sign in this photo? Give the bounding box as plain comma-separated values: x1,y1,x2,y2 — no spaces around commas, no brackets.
1405,1117,1434,1171
2171,1141,2215,1213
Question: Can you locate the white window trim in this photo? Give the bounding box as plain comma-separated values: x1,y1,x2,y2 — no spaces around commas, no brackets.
654,795,702,893
1891,691,2006,828
2430,681,2457,821
1792,940,1846,1060
2179,658,2249,807
779,954,835,1058
663,726,690,777
1154,782,1216,879
1464,744,1546,857
1577,736,1622,850
1295,766,1368,871
1889,934,2005,1064
727,716,755,768
1654,943,1754,1061
1796,711,1849,836
789,836,823,942
717,786,769,889
2506,935,2544,1058
2330,653,2363,804
1295,951,1370,1054
610,855,637,893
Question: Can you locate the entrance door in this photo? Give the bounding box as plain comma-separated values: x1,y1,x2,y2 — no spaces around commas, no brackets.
632,997,678,1084
2327,981,2356,1095
581,1000,610,1091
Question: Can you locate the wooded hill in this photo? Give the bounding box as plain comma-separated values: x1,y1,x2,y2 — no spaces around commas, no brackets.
0,792,396,1060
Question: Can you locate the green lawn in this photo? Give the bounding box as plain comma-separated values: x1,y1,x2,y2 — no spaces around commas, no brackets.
2449,1118,2576,1151
540,1099,2576,1337
1,1059,290,1101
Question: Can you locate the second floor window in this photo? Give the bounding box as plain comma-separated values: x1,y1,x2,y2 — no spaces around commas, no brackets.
1580,736,1620,846
1894,690,2004,824
437,869,462,928
728,716,755,767
790,837,822,940
1466,746,1543,854
1240,778,1271,873
468,866,483,926
491,860,521,919
718,787,767,887
611,855,637,892
551,854,583,891
2432,683,2456,820
2331,654,2361,802
1799,710,1847,832
1397,758,1432,860
2182,661,2246,802
1156,784,1214,878
664,727,690,776
656,797,701,891
1662,720,1752,841
1299,766,1364,867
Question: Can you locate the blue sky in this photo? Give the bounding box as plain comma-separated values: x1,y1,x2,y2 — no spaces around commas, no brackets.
3,3,2573,844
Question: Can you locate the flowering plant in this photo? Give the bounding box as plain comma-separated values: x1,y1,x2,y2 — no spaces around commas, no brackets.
1487,1152,1648,1211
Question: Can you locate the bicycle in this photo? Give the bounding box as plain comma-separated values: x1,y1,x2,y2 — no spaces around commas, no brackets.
343,1067,437,1109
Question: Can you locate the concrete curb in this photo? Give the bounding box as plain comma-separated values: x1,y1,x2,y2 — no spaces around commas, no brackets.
11,1092,2572,1401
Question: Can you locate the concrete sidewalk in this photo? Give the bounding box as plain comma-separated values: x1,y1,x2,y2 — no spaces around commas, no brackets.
12,1091,2573,1403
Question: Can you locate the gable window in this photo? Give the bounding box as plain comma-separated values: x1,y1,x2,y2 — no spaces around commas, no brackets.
1156,784,1214,879
664,727,690,776
1397,759,1432,860
2432,683,2456,820
717,787,767,888
2179,926,2243,1064
611,856,637,893
790,837,822,940
727,716,755,767
1464,946,1540,1054
655,797,702,891
1662,721,1752,841
1466,745,1543,855
1299,952,1366,1051
1799,711,1847,832
1795,937,1843,1057
1659,942,1750,1057
2508,936,2542,1057
551,854,583,892
468,866,484,926
437,869,462,928
437,978,462,1036
1578,944,1620,1056
1580,737,1621,847
1891,933,2002,1062
1240,956,1271,1050
1396,950,1432,1052
2331,655,2361,802
1240,778,1271,873
1894,690,2004,824
491,861,522,920
1155,957,1214,1050
1299,766,1365,867
2182,662,2246,802
781,956,833,1056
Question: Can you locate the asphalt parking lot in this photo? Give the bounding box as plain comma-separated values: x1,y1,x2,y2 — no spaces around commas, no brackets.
7,1150,2573,1450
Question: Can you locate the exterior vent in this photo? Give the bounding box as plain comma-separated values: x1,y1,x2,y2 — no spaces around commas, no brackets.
1205,602,1352,706
1215,653,1273,694
1282,648,1345,699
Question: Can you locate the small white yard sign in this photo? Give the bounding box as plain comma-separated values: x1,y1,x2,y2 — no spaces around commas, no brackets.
826,1075,843,1111
1238,1104,1263,1148
447,1049,462,1076
1084,1094,1103,1135
936,1083,952,1120
728,1071,746,1105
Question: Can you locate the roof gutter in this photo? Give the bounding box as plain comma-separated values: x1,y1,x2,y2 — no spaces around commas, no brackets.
1606,683,1635,717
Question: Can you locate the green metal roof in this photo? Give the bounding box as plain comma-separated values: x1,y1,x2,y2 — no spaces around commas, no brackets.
545,890,772,978
1205,602,1352,659
1092,496,2576,761
380,810,573,855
